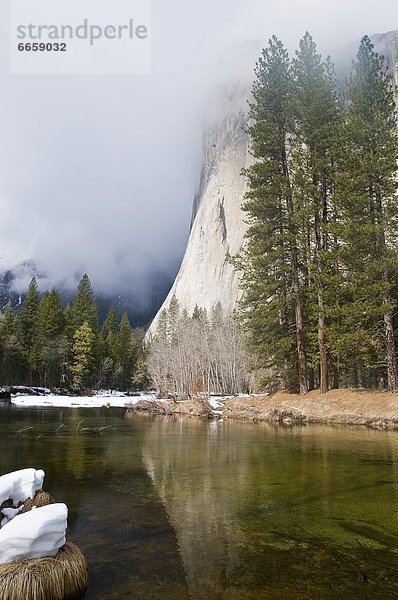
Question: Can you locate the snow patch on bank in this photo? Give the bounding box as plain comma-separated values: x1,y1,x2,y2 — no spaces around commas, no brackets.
11,391,158,409
10,391,258,413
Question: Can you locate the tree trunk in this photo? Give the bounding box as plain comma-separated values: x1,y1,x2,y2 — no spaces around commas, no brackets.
282,147,308,396
316,256,328,394
314,172,328,394
332,365,339,390
308,368,315,391
383,300,398,391
375,189,398,392
318,313,328,394
293,279,308,395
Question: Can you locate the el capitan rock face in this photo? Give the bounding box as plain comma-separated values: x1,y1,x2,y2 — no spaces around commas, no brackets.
147,32,398,338
147,82,252,337
373,30,398,85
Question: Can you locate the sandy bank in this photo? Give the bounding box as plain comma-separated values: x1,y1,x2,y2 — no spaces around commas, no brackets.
126,389,398,430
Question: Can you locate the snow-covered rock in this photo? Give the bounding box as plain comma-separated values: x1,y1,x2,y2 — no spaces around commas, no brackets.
0,468,45,506
0,503,68,564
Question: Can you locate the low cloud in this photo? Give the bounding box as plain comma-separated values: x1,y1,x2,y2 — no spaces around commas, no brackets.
0,0,396,295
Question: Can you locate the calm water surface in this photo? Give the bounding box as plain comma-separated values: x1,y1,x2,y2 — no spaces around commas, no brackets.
1,402,398,599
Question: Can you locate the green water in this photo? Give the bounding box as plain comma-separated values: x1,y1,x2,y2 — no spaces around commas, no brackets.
1,403,398,599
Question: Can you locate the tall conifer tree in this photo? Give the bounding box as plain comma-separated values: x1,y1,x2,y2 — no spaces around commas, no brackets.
18,277,40,384
35,290,65,387
71,274,98,332
70,321,95,389
18,277,39,352
340,36,398,390
241,36,308,394
116,313,134,390
0,301,20,384
292,33,341,393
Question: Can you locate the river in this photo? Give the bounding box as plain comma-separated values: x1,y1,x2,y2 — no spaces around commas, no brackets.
0,402,397,599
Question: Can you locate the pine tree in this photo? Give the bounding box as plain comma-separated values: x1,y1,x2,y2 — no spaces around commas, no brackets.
157,309,168,342
0,301,20,384
18,277,39,351
116,313,134,390
292,33,341,393
102,305,118,338
241,36,308,394
70,321,95,390
211,302,224,328
35,290,66,387
71,274,98,332
339,36,398,391
17,277,40,384
99,305,119,389
167,294,180,343
192,304,203,321
36,291,65,340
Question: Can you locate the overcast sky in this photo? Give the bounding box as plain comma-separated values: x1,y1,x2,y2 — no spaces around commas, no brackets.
0,0,397,295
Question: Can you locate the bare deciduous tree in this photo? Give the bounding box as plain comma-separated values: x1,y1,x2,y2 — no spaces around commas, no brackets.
147,297,252,397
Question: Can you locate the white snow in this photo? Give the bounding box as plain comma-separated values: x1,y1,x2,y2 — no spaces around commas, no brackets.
9,391,255,412
0,503,68,564
0,469,44,506
95,390,127,397
1,507,21,528
12,387,51,397
11,395,128,408
208,398,226,409
11,392,159,409
0,480,13,508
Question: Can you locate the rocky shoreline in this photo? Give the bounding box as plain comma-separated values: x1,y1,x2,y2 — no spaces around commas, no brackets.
126,389,398,430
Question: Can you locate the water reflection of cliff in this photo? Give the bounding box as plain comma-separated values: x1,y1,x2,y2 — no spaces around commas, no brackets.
140,417,398,600
142,418,252,599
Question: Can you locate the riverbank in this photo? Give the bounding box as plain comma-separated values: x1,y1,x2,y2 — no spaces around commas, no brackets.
7,387,398,430
126,389,398,430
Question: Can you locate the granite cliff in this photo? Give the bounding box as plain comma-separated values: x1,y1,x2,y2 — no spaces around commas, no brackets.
147,31,398,338
147,81,252,337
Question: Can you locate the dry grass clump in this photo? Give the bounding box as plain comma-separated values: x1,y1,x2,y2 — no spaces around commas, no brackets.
21,491,55,513
55,543,89,600
171,399,215,418
0,542,88,600
126,398,215,419
127,399,174,415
